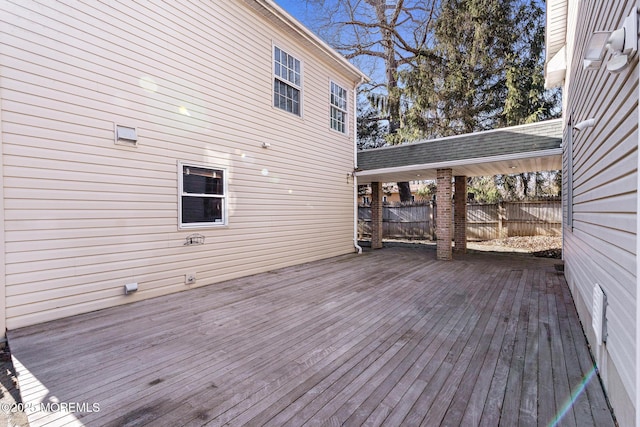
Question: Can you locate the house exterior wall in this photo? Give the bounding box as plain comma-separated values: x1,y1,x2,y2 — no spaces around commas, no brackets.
559,1,638,425
0,1,363,329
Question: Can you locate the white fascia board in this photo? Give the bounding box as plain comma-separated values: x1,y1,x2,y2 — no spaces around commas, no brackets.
356,148,563,177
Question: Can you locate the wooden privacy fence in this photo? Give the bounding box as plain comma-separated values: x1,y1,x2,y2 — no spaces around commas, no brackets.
358,200,561,241
359,203,435,240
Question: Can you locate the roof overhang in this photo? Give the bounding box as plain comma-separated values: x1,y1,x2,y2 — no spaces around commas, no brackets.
545,45,567,89
546,0,568,59
545,0,568,87
243,0,370,85
356,119,563,184
356,148,562,184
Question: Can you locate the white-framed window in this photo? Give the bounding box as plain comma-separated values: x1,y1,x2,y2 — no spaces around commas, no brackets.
274,46,301,116
178,161,227,228
330,81,348,133
362,196,371,205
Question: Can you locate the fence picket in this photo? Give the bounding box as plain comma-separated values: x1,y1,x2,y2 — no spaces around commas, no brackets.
358,200,561,241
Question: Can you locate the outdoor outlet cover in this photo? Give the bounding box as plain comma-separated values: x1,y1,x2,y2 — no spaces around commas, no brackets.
186,273,196,285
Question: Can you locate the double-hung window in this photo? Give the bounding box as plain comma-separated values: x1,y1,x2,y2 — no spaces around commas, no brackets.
330,81,347,133
273,46,301,115
179,162,227,228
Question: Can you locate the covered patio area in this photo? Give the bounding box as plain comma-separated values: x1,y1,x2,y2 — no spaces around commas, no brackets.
356,119,563,260
8,245,614,426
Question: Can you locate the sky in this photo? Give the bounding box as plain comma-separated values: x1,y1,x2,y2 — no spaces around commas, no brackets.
272,0,383,83
274,1,312,26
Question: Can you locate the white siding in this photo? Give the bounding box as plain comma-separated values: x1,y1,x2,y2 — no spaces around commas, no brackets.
546,0,568,59
0,1,362,328
561,0,638,424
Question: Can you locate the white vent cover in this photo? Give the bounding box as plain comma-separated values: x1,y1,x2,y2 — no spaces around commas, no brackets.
115,124,138,147
592,284,607,345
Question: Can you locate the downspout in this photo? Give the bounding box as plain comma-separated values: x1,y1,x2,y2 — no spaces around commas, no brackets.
353,77,364,254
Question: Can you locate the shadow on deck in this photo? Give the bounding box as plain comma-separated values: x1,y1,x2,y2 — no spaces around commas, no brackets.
8,246,615,426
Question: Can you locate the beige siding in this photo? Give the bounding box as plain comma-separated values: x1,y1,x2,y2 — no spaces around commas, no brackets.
0,62,5,336
561,1,638,424
0,1,362,328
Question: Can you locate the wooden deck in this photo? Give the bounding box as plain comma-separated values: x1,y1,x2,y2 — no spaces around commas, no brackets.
8,246,615,426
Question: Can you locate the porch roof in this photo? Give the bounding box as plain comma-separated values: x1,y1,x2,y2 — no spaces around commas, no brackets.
356,119,562,183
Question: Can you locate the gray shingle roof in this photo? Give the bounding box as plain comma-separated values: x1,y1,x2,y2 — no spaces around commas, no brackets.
357,119,562,171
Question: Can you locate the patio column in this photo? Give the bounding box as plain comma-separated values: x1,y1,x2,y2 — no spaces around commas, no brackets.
454,176,467,254
370,181,383,249
436,169,452,260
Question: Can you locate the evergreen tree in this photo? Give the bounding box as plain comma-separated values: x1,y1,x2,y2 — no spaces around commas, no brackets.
399,0,558,139
303,0,560,201
398,0,560,200
357,101,387,150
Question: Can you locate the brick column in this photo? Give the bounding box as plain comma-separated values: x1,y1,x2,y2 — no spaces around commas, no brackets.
454,176,467,254
436,169,452,260
370,182,383,249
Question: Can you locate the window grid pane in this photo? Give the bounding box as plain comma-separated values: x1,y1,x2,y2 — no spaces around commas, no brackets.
274,46,301,115
274,48,300,87
274,78,300,115
330,82,347,133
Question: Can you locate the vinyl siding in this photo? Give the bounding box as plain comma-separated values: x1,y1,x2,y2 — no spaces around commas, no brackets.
546,0,568,59
561,0,638,423
0,1,361,328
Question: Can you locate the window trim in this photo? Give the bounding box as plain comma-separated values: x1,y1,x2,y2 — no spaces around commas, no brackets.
178,161,228,229
330,80,348,134
273,44,303,117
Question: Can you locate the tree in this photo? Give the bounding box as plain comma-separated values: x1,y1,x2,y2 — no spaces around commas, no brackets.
467,176,500,203
416,180,437,200
501,1,562,198
398,0,560,200
503,1,560,125
306,0,439,201
305,0,560,202
399,0,546,139
357,101,387,150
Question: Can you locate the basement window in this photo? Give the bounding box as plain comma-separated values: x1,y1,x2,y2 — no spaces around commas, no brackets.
178,162,227,228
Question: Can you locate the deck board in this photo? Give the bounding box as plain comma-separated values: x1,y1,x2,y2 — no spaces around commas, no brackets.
7,246,616,427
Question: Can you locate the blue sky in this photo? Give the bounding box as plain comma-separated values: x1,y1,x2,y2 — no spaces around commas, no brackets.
272,0,383,82
274,1,311,26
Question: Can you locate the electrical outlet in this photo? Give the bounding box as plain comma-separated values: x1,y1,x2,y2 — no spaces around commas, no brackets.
185,273,196,285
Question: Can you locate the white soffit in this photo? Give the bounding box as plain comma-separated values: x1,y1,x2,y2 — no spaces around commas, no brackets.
356,149,563,184
545,45,567,88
